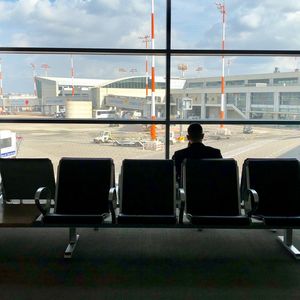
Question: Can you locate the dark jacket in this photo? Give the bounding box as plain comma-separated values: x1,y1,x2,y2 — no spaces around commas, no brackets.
172,142,222,183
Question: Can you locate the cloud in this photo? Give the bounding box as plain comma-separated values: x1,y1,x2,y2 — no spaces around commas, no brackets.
239,10,263,29
1,1,300,92
0,0,156,48
11,33,31,47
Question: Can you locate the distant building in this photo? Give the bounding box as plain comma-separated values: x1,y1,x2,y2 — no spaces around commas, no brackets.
174,70,300,120
0,94,39,113
34,71,300,120
35,75,184,117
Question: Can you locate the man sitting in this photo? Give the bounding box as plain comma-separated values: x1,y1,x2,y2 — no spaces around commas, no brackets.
172,123,222,183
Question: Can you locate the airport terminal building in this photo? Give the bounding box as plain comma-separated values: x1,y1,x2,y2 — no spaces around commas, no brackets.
34,70,300,120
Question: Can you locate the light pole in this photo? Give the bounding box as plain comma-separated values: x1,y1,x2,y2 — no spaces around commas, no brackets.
196,66,203,74
70,55,75,97
227,58,232,76
178,63,188,78
216,1,226,128
30,63,37,97
139,35,151,97
129,68,137,75
0,58,3,99
41,64,50,77
177,64,188,137
150,0,156,140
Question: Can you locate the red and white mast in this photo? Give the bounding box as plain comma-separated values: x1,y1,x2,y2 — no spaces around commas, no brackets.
216,1,226,128
70,55,75,97
150,0,156,140
30,63,37,97
139,35,150,97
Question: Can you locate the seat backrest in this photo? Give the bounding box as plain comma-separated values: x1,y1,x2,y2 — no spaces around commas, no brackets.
183,159,241,216
120,159,175,215
55,158,114,215
243,158,300,216
0,158,55,202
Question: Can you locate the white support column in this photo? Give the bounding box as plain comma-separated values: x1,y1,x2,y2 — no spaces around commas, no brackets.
246,92,251,119
274,92,280,120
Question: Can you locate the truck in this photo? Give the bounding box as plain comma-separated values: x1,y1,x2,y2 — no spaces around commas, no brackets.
93,109,117,119
0,130,17,158
93,131,146,148
93,131,112,143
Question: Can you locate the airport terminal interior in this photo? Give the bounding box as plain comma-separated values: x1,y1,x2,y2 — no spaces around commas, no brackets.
1,1,300,299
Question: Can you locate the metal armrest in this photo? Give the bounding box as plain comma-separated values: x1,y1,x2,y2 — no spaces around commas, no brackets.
108,187,117,224
35,187,52,216
246,188,259,216
179,188,186,224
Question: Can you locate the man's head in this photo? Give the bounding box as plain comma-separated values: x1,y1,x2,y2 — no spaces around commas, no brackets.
187,123,204,143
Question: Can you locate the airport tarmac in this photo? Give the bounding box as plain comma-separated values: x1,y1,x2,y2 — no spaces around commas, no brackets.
1,121,300,179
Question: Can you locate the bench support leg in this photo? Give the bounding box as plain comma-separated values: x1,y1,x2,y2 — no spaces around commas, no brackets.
64,227,79,259
277,229,300,259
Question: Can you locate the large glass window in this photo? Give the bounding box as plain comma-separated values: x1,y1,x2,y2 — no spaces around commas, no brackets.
0,0,299,162
172,0,300,50
171,124,300,174
227,93,247,114
251,92,274,105
0,1,166,48
280,92,300,106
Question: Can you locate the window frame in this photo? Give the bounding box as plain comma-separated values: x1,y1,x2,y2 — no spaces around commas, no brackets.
1,0,300,159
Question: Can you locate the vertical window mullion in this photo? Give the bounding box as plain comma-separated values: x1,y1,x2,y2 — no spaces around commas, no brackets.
165,0,171,159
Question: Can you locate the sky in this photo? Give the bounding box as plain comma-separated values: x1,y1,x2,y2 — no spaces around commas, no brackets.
1,0,300,93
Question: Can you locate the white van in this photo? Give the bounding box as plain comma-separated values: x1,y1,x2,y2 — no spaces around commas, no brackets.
94,109,117,119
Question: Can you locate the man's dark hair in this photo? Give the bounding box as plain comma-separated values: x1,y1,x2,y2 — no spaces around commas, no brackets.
187,123,203,140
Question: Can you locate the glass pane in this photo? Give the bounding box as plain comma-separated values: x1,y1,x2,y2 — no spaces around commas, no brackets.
3,123,165,181
171,56,300,121
0,54,165,120
170,124,300,175
172,0,300,50
0,0,166,48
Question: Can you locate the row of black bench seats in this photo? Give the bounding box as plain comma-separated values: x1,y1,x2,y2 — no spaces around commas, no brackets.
1,157,300,258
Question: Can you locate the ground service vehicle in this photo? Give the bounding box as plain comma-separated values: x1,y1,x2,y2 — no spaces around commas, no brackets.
0,130,17,158
93,109,117,119
93,131,112,143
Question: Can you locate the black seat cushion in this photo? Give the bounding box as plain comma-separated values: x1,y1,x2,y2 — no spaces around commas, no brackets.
0,158,55,201
55,158,113,215
187,214,250,226
43,213,106,225
245,159,300,217
184,159,241,216
255,216,300,227
120,159,175,216
117,214,177,225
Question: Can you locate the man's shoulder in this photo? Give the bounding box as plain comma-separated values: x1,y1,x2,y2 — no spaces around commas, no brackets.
173,147,189,157
172,143,222,160
203,144,221,153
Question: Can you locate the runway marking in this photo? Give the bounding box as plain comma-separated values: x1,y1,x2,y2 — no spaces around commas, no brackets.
223,139,276,157
265,140,300,158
